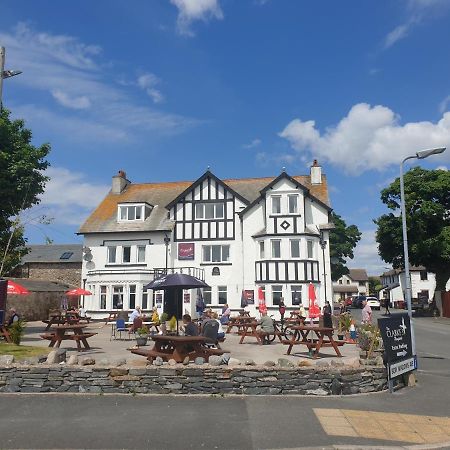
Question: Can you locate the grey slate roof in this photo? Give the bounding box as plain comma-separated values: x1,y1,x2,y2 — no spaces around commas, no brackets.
78,172,331,235
21,245,83,264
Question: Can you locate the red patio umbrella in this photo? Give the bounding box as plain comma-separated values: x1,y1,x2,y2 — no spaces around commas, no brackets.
66,288,92,296
7,280,30,295
308,283,320,319
258,287,267,314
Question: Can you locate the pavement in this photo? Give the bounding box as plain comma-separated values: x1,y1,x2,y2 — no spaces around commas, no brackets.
1,309,448,449
21,319,359,365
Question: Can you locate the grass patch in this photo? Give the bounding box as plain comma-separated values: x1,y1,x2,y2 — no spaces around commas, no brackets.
0,343,50,360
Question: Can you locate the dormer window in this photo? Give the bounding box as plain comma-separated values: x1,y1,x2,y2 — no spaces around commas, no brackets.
118,203,152,222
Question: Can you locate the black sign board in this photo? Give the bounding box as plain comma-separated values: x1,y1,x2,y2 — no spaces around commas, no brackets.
378,313,413,363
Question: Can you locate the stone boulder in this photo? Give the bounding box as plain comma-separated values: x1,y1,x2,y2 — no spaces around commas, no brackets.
46,349,66,364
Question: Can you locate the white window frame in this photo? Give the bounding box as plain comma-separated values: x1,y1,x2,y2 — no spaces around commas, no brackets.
100,286,107,310
107,246,117,264
271,240,281,259
129,284,136,309
218,286,227,305
195,202,225,220
203,287,212,305
259,241,265,259
272,196,281,214
122,246,131,263
288,194,298,214
118,204,145,222
137,245,146,263
290,239,300,258
291,285,302,305
202,245,230,263
307,240,315,259
272,285,283,306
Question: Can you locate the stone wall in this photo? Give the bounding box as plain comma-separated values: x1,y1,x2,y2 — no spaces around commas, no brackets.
19,263,81,287
0,364,388,395
6,292,64,321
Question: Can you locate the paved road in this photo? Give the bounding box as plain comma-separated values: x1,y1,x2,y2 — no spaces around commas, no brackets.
1,309,449,450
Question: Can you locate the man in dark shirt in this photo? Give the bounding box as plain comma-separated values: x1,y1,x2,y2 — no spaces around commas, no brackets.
182,314,198,336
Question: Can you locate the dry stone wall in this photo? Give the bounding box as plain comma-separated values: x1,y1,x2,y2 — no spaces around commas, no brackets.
0,364,388,395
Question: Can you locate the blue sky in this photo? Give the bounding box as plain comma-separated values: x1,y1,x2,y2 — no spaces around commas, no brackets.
1,0,450,275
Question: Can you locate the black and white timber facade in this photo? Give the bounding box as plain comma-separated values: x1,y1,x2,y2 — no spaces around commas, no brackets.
79,162,333,318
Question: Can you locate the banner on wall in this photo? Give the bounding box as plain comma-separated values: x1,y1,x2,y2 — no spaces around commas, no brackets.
183,292,191,304
178,243,195,260
244,290,255,305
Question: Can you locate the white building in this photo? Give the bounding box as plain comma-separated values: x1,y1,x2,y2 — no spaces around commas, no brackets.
332,269,369,302
380,267,437,307
78,162,333,318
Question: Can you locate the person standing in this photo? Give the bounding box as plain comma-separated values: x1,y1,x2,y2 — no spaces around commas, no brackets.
323,301,333,328
278,298,286,323
384,297,391,315
361,300,372,324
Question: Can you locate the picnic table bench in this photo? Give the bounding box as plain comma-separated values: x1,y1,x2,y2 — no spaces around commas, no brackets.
130,335,226,363
281,325,344,358
40,324,97,351
0,324,12,343
226,316,255,334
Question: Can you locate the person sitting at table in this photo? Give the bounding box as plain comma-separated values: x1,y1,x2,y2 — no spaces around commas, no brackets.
151,307,160,324
182,314,199,336
257,311,274,345
129,306,142,323
220,304,231,325
78,306,87,318
7,308,20,327
211,312,225,339
299,305,307,318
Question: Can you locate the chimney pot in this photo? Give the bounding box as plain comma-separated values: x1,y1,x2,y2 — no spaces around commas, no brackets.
310,160,322,184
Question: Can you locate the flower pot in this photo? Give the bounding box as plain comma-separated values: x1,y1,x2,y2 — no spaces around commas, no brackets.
136,336,148,346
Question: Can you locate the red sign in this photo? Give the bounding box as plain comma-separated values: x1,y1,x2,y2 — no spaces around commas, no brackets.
178,243,195,260
244,290,255,305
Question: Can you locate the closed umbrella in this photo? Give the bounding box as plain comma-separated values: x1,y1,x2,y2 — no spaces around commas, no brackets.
308,283,320,319
258,287,267,315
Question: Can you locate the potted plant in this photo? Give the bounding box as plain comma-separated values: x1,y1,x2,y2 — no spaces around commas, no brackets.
136,326,149,346
337,312,352,340
168,315,177,333
159,312,169,334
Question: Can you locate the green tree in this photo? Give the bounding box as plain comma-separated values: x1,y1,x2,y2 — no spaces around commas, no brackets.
375,167,450,293
329,212,362,281
0,108,50,275
368,276,382,296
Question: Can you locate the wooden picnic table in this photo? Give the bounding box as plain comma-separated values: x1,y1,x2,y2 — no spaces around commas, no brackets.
237,320,266,344
282,325,344,358
130,335,225,363
226,316,255,334
42,314,80,331
40,324,97,351
0,324,12,343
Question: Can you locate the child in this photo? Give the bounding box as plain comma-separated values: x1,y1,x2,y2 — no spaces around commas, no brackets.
350,320,357,341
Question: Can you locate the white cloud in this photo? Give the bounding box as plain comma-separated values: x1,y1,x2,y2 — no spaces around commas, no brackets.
384,24,410,49
347,229,386,276
439,95,450,114
171,0,223,36
383,0,449,50
137,73,164,104
243,138,261,149
279,103,450,175
436,165,448,170
51,89,91,109
0,23,199,143
37,167,110,226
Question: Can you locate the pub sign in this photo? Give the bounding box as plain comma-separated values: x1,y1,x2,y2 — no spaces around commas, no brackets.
178,243,195,260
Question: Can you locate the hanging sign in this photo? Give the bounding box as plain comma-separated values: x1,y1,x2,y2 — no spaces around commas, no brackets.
244,290,255,305
178,243,195,260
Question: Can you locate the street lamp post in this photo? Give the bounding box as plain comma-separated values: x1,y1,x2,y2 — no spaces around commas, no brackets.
400,147,446,356
164,234,171,275
319,232,327,303
0,47,22,110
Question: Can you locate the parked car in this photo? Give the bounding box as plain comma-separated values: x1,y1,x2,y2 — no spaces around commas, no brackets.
352,295,366,308
366,296,380,310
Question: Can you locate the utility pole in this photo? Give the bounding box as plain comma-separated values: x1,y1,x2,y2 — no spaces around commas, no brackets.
0,46,22,111
0,47,5,110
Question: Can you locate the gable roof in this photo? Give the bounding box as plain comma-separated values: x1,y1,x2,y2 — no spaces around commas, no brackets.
348,269,369,282
21,245,82,264
78,171,331,234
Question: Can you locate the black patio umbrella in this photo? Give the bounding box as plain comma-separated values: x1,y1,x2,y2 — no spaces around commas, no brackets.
144,274,209,334
144,273,209,291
